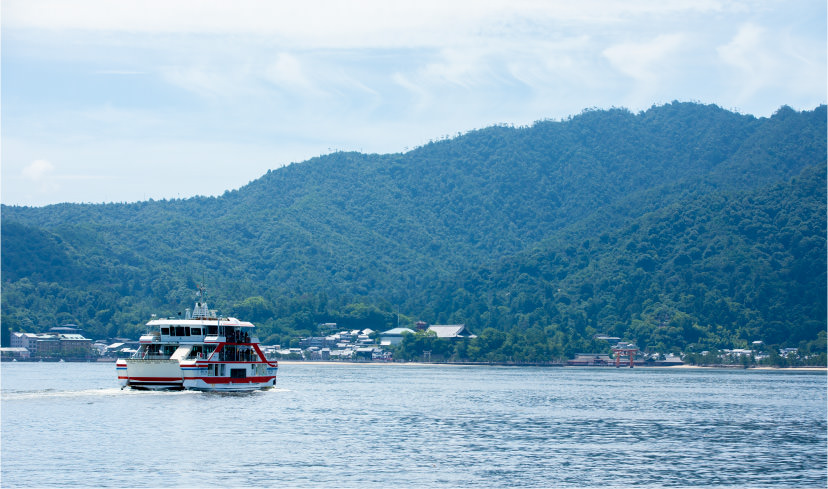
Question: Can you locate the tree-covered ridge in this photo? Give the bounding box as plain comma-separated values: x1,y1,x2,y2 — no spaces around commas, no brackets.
2,102,825,362
412,164,826,362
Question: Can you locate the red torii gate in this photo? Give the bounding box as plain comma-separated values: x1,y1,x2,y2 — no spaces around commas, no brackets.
612,345,638,368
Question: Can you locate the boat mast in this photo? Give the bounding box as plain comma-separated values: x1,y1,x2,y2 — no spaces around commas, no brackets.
193,283,210,319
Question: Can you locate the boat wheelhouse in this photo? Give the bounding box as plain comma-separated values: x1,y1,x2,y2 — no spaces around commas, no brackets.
117,288,277,391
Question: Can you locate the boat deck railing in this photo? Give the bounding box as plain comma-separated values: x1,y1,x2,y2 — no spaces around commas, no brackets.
129,354,175,361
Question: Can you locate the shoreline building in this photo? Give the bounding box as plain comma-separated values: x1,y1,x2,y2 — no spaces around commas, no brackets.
9,331,93,360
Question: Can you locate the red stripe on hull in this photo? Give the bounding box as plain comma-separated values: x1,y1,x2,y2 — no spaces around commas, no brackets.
185,376,276,384
191,361,278,365
125,376,183,382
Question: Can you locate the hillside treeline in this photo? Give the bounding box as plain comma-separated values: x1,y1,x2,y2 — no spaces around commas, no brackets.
2,102,825,364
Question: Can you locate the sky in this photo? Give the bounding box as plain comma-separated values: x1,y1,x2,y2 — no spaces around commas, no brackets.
2,0,826,207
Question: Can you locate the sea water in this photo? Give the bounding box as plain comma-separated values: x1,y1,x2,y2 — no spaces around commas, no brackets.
1,362,825,488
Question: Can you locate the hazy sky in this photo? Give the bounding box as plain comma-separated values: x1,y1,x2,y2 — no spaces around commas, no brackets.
2,0,825,206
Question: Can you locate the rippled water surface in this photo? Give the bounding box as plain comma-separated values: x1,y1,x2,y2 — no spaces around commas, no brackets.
2,362,825,487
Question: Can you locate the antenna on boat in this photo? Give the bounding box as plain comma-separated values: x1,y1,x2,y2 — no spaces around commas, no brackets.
196,282,206,304
192,280,211,320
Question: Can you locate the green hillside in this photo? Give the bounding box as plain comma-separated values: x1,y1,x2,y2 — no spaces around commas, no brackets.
2,102,825,363
410,164,826,363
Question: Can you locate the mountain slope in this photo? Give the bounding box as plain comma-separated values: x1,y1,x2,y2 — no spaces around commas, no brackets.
2,102,825,354
423,164,825,356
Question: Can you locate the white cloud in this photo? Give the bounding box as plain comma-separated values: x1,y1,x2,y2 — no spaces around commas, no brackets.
421,47,497,88
716,21,826,110
263,53,319,94
95,70,147,76
392,72,432,113
21,159,54,181
1,0,480,48
161,65,241,100
718,24,767,73
3,0,824,206
507,36,592,84
716,23,779,104
600,33,690,109
2,0,731,48
19,159,59,196
603,34,686,82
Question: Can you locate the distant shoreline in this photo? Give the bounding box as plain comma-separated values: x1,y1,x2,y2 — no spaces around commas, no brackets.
275,360,826,371
5,358,822,371
663,364,826,372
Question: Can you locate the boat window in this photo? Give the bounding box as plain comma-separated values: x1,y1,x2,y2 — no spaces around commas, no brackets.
184,327,190,336
161,327,169,335
221,345,237,362
191,328,201,336
207,325,217,335
188,346,203,359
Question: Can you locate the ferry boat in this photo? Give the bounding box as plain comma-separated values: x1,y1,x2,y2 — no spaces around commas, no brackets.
116,287,278,391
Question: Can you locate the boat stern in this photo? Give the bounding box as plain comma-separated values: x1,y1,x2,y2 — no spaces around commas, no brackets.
119,358,184,390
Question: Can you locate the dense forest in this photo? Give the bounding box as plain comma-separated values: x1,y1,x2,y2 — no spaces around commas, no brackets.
2,102,825,365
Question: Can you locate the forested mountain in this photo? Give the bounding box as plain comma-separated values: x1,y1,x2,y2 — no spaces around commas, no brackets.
2,102,825,363
414,164,826,361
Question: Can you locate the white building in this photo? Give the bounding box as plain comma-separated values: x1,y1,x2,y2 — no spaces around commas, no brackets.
10,332,42,353
427,324,476,339
380,327,416,345
0,347,31,360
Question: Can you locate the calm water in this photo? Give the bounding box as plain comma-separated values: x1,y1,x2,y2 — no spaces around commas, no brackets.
1,362,825,488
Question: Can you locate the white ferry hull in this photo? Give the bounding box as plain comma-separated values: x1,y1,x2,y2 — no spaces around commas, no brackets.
117,359,184,390
182,377,277,392
180,362,278,392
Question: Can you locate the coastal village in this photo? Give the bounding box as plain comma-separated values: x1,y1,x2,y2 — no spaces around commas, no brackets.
1,321,805,367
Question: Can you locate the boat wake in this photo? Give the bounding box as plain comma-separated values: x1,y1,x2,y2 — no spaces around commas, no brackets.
3,386,289,401
198,387,290,396
1,387,200,401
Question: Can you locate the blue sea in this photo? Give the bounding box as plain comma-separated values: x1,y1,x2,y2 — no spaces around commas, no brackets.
1,362,826,488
